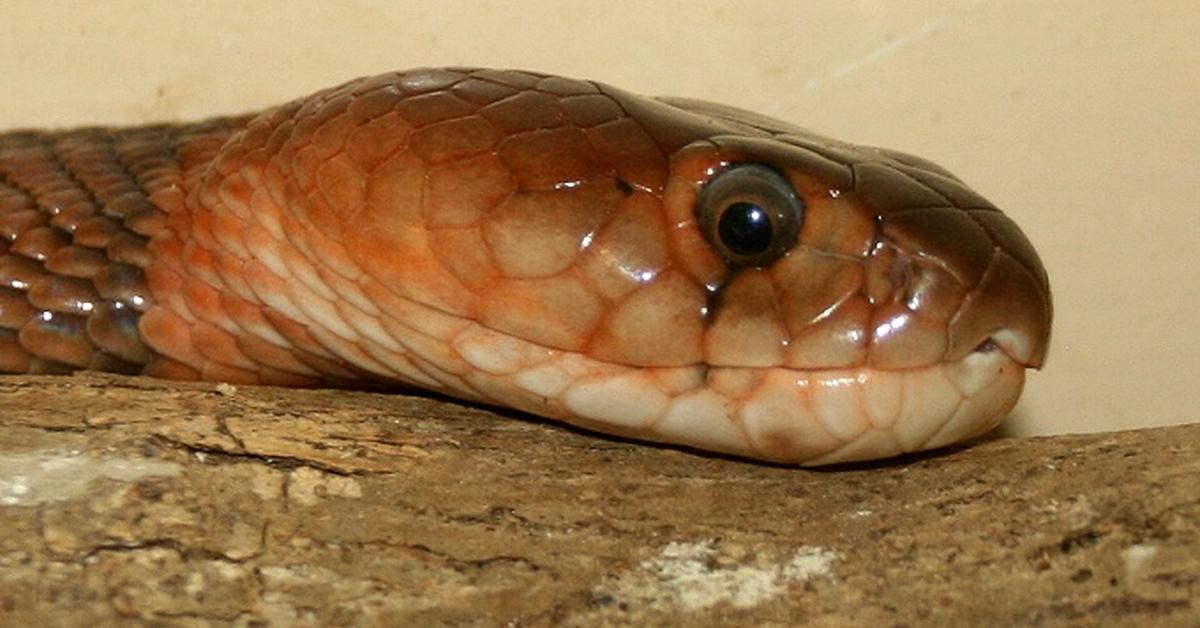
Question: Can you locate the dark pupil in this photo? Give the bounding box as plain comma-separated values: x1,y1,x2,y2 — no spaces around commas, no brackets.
717,202,773,255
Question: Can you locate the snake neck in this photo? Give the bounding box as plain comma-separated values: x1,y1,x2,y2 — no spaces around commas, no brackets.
0,121,246,375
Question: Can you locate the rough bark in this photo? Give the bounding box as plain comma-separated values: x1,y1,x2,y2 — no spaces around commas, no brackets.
0,373,1196,627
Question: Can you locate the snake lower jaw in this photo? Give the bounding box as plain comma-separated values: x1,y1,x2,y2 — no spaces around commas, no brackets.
496,344,1027,466
702,349,1027,466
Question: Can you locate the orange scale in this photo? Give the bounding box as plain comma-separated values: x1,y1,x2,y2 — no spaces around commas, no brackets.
296,187,352,238
409,115,502,166
315,152,368,212
246,188,285,240
181,240,222,287
586,270,705,366
181,275,238,330
260,307,340,363
783,296,871,369
331,298,401,352
361,282,470,340
235,332,321,377
496,126,603,190
243,260,307,324
216,171,254,219
261,159,292,208
184,200,219,249
402,354,473,395
350,73,403,97
666,142,725,188
665,219,727,290
289,144,323,192
283,273,356,341
304,322,394,379
479,274,605,353
353,223,477,316
428,226,500,294
209,247,257,303
277,243,337,302
177,135,228,173
365,151,426,225
772,250,863,330
424,154,516,229
301,227,362,282
190,319,258,371
704,270,788,367
313,264,377,316
143,261,193,321
218,292,286,347
194,173,225,214
355,337,445,388
707,367,766,400
236,149,268,188
482,184,617,280
210,204,253,261
797,189,875,257
238,116,276,151
868,303,948,369
139,307,205,366
346,112,411,172
576,192,670,301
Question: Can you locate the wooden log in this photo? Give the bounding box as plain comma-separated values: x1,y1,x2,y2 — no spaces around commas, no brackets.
0,373,1196,626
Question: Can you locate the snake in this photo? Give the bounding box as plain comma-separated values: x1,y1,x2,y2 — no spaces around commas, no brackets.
0,67,1051,465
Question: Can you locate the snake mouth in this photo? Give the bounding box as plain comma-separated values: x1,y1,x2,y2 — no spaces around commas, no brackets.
637,348,1029,466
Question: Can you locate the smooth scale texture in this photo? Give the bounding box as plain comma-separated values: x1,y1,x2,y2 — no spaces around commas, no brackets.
0,68,1052,464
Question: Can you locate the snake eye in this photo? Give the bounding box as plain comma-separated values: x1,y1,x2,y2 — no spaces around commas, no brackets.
696,164,805,267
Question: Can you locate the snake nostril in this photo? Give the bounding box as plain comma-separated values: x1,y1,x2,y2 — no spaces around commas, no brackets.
969,329,1038,367
972,338,1000,353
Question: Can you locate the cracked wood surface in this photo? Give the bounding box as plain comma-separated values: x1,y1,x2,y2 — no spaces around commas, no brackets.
0,373,1197,626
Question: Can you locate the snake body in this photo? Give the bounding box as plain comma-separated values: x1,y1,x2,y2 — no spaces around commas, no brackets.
0,68,1051,464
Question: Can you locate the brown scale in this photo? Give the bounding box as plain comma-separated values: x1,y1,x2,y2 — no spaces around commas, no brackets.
0,122,245,374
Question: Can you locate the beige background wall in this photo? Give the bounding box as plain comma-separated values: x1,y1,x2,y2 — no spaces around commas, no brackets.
1,1,1196,438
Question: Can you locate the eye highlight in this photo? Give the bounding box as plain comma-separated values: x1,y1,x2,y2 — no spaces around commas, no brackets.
696,164,805,267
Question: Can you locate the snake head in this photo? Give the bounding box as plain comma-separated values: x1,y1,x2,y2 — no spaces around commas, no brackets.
608,93,1052,375
575,85,1053,461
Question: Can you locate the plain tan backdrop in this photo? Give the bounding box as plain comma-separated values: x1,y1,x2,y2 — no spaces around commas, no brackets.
1,0,1196,438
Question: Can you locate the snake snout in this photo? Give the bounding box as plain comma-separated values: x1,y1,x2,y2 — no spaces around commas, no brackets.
869,205,1051,369
945,249,1052,368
